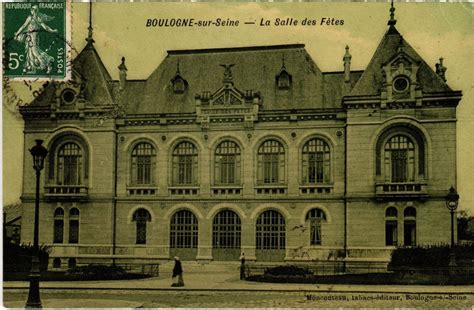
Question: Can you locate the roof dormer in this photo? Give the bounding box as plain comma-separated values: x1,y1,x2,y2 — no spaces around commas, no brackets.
275,56,292,90
170,61,188,94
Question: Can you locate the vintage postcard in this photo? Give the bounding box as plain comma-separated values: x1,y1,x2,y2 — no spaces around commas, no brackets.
2,1,473,308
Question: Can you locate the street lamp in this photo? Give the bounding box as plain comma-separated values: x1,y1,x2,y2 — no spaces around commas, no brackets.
26,139,48,308
445,186,459,273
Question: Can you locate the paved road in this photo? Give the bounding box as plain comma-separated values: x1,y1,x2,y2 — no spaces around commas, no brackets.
4,289,473,308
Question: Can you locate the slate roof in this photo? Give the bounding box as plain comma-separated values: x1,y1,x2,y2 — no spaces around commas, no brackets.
25,22,456,115
73,43,115,105
132,44,327,115
349,26,452,97
4,202,22,225
29,42,115,107
322,71,363,108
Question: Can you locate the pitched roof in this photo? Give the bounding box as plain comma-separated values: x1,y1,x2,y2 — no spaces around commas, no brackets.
131,44,335,115
322,71,363,107
73,43,115,105
349,26,452,97
4,202,22,225
28,43,115,108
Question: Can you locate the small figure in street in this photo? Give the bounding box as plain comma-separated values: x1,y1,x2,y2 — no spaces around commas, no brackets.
171,256,184,287
239,252,246,280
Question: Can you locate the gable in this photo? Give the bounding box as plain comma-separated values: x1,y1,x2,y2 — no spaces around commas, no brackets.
349,27,452,97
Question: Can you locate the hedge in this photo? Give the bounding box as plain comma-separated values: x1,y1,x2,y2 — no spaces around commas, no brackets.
389,244,474,269
3,242,50,272
264,265,313,276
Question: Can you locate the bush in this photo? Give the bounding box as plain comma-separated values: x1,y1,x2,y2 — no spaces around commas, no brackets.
64,264,148,281
458,211,474,241
389,244,474,269
264,265,313,276
3,242,50,273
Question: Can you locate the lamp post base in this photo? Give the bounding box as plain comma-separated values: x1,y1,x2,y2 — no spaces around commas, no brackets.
25,256,42,308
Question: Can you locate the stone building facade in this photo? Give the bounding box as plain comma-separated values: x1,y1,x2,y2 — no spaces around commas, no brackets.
19,8,462,269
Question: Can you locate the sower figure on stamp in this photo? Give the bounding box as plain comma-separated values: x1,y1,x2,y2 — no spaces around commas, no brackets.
171,256,184,287
14,5,58,74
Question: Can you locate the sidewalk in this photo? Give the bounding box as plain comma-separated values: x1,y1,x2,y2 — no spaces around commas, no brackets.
4,271,474,294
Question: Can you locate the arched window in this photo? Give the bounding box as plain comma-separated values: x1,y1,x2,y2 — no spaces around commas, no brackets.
302,139,331,184
133,208,151,245
376,125,426,185
214,141,241,185
57,143,83,185
306,208,327,245
257,140,285,185
131,142,156,185
170,210,198,248
212,210,241,249
256,210,285,250
384,135,415,182
69,208,79,244
404,207,416,246
48,135,89,189
53,208,64,243
172,142,198,185
385,207,398,246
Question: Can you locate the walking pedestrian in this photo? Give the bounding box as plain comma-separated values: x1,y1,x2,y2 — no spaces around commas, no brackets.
171,256,184,287
239,252,246,280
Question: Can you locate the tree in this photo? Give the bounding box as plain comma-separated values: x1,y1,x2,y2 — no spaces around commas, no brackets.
458,211,474,241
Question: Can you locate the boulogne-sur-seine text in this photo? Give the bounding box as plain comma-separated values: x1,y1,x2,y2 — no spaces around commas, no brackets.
146,17,344,27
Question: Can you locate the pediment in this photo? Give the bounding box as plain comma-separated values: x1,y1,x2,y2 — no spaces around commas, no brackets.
207,85,245,106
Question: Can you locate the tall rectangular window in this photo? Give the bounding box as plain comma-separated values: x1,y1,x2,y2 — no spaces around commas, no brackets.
173,142,198,185
302,139,330,184
385,221,398,246
58,143,82,185
69,220,79,244
136,221,147,244
384,135,415,183
131,142,155,185
53,220,64,243
404,221,416,246
310,221,322,245
257,140,285,185
391,150,407,182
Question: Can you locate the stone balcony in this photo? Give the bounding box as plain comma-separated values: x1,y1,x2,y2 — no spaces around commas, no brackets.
299,184,333,195
211,185,243,196
44,185,89,201
168,186,200,196
375,182,428,201
255,185,288,196
127,186,158,196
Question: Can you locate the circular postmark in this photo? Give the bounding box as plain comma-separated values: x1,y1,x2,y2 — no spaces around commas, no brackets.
2,32,80,115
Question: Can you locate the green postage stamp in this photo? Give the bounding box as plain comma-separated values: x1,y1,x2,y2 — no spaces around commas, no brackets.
3,0,71,80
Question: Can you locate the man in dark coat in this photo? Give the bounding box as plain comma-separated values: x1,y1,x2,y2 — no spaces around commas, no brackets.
171,256,184,287
239,252,246,280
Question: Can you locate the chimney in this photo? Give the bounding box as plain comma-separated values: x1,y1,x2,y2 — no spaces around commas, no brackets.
118,57,128,90
435,57,447,82
343,45,352,83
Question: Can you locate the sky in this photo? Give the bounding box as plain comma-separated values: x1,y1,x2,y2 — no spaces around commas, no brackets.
2,2,473,213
